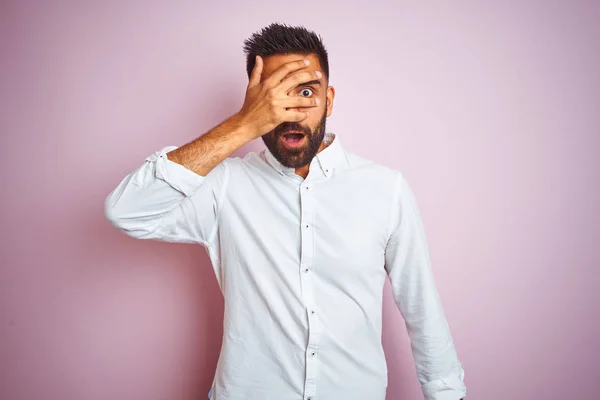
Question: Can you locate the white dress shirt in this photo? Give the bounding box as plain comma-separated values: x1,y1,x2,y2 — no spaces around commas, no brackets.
105,132,466,400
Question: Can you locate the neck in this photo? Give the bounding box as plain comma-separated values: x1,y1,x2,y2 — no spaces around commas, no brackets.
294,138,330,179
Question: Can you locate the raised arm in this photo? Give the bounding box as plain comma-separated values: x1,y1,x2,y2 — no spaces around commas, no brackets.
105,56,322,244
384,173,467,400
103,117,248,244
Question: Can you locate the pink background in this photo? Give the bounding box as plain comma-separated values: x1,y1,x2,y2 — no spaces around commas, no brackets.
1,1,599,399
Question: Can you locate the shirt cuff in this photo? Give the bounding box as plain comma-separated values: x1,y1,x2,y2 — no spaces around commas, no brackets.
148,146,206,197
422,374,467,400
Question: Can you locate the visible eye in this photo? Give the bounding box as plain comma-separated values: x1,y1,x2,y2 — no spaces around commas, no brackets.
299,88,314,97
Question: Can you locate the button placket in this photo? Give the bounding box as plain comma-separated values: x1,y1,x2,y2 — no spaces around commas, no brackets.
299,180,321,400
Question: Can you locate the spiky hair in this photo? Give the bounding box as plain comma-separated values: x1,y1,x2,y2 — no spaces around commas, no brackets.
243,23,329,80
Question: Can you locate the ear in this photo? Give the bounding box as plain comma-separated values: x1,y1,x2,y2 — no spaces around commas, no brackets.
325,86,335,117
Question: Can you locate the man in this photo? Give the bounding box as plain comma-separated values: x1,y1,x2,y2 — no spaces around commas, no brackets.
105,23,466,400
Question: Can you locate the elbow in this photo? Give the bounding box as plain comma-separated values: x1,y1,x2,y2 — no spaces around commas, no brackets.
104,195,157,239
104,195,126,231
104,195,134,235
104,166,160,239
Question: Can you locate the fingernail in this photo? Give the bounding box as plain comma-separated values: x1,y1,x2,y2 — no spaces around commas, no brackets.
316,71,322,78
304,59,310,65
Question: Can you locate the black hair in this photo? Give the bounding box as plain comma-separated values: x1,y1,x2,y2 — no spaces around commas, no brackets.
243,23,329,80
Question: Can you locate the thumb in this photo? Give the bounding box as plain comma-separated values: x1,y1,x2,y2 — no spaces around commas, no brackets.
248,55,263,89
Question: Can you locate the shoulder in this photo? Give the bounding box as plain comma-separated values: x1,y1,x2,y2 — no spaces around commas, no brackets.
343,151,406,190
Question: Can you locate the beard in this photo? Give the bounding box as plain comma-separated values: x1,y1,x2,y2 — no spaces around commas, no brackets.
261,108,327,169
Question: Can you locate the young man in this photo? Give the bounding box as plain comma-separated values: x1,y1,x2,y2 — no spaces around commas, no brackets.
105,23,466,400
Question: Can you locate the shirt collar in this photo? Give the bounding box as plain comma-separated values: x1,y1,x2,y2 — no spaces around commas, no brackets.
264,132,346,179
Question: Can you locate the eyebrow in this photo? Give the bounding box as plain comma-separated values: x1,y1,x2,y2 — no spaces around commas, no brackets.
298,80,321,87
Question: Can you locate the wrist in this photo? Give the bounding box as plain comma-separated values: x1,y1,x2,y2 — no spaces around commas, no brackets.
229,112,260,141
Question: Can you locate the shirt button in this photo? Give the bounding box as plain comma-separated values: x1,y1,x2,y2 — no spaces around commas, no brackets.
304,268,309,273
311,310,315,315
305,224,309,228
311,352,316,357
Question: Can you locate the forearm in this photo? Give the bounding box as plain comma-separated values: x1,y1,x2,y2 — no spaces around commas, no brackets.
167,113,255,176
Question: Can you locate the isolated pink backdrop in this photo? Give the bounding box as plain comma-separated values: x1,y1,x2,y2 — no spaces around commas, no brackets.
1,1,599,399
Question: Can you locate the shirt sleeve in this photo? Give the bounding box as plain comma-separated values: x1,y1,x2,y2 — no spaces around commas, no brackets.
104,146,230,245
384,173,466,400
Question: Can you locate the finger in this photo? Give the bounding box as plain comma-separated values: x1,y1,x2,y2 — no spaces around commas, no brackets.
279,96,320,109
265,59,310,87
248,55,263,89
278,70,323,94
282,110,309,122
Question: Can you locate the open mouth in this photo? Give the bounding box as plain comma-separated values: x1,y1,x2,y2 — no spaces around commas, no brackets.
281,132,306,148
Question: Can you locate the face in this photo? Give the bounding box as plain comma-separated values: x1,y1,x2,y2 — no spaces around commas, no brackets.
260,53,335,169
